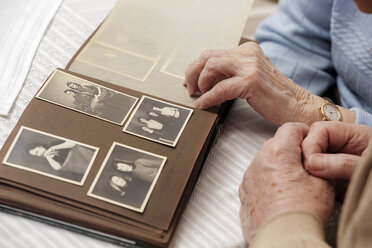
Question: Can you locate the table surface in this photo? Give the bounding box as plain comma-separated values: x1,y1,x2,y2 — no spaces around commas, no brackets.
0,0,277,247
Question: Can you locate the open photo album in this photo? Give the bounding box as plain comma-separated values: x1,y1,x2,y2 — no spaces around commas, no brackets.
0,0,253,247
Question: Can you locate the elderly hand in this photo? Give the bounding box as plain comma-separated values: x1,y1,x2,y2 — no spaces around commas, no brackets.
184,42,355,125
302,122,372,180
239,123,335,243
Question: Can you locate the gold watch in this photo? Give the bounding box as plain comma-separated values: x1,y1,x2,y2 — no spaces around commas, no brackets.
319,99,342,121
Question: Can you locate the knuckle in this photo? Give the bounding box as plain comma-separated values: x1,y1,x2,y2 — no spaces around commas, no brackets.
248,41,259,49
185,63,199,81
272,143,284,155
239,42,264,60
185,64,194,76
341,157,355,172
280,122,308,133
310,121,325,130
200,49,215,60
246,42,262,55
251,42,263,54
268,141,285,156
204,57,220,72
279,122,297,132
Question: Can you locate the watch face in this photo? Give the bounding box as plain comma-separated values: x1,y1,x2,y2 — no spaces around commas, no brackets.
323,104,340,121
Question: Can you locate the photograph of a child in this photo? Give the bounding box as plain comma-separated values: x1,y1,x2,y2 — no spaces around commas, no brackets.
123,96,193,147
37,70,138,125
2,126,99,185
88,142,166,212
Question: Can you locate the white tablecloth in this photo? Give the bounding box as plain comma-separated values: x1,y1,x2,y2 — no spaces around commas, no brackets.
0,0,61,116
0,0,277,247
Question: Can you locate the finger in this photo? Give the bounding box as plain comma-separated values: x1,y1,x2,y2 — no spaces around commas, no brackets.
305,153,360,180
182,81,187,87
197,56,237,94
302,122,372,159
193,77,243,109
185,49,227,95
273,122,309,147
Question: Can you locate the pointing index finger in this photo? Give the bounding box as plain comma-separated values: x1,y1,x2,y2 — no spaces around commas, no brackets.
193,77,243,109
184,49,227,95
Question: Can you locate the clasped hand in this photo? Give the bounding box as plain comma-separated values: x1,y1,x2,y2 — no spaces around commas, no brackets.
239,122,372,243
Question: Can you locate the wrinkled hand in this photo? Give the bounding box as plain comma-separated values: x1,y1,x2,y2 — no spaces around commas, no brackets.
239,123,335,243
302,122,372,180
184,42,325,125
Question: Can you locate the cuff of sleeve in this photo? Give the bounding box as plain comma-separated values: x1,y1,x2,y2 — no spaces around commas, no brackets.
351,108,372,126
249,211,327,248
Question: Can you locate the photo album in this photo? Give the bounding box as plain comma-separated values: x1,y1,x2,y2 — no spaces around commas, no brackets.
0,0,252,247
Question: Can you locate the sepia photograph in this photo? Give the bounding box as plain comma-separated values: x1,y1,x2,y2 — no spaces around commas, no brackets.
87,142,167,213
36,70,138,125
123,96,193,147
2,126,99,185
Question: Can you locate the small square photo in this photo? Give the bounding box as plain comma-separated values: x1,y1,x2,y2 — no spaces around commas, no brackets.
2,126,99,185
88,142,167,212
123,96,193,147
36,70,138,125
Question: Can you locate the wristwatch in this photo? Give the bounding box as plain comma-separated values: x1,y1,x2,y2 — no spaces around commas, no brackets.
319,99,342,121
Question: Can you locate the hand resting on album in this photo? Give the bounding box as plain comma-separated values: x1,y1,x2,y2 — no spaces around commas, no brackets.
184,42,356,126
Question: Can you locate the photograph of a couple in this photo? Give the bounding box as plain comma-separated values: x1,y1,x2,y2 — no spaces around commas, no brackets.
123,96,193,147
88,142,166,212
2,126,98,185
37,70,138,125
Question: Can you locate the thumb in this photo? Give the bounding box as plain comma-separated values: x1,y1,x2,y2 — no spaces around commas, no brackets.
304,153,360,180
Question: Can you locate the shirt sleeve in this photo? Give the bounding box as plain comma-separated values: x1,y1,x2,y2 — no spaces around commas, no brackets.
250,211,331,248
351,107,372,126
255,0,336,95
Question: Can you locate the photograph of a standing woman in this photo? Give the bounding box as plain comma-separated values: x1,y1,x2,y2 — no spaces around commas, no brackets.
2,126,99,185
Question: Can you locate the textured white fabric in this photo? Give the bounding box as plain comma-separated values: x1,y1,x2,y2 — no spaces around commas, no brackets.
0,0,61,116
0,0,277,247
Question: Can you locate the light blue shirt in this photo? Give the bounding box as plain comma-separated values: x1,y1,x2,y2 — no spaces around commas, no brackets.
256,0,372,126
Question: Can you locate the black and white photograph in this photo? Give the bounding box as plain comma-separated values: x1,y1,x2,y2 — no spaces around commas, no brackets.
87,142,167,213
36,70,138,125
123,96,193,147
2,126,99,185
